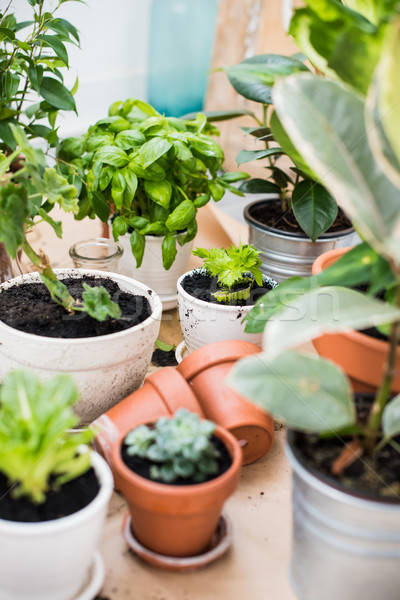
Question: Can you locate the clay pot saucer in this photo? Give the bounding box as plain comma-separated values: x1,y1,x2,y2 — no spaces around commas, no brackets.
312,247,400,393
122,512,232,572
177,340,274,465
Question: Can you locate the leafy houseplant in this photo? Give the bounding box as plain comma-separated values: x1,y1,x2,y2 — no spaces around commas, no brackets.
228,6,400,599
57,98,249,304
0,369,113,600
177,243,276,352
110,408,242,558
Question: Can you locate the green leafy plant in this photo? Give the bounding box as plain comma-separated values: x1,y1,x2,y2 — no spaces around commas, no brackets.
192,242,263,303
228,9,400,469
0,369,92,504
57,98,249,270
0,0,80,150
124,408,220,483
0,125,121,321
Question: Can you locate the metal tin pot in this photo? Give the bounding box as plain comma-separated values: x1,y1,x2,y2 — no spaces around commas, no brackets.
286,432,400,600
244,199,359,282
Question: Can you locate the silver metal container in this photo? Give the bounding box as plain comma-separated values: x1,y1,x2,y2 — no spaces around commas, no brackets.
244,199,359,282
286,435,400,600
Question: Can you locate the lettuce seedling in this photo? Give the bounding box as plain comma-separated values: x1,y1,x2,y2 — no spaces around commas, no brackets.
0,370,93,504
193,243,263,303
124,408,220,483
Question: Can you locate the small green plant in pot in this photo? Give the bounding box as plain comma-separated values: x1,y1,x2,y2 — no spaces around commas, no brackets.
0,369,113,600
228,9,400,600
177,243,276,352
111,408,242,558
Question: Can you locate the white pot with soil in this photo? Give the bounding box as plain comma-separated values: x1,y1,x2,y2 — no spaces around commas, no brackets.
0,451,113,600
118,232,194,310
177,268,277,353
244,198,359,282
0,269,162,424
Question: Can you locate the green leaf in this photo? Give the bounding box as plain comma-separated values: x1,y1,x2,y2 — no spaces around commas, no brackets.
37,35,69,66
193,193,210,208
140,137,172,168
130,230,146,267
162,233,177,270
144,179,172,208
57,136,85,160
98,165,114,191
236,148,283,166
292,180,337,241
42,168,78,212
5,72,19,100
272,75,400,263
0,183,29,258
155,339,176,352
95,145,129,167
382,395,400,440
218,171,250,183
208,181,225,201
225,54,309,104
227,351,355,433
238,178,281,194
270,110,317,179
81,284,121,321
165,200,196,231
263,286,400,360
121,167,138,204
91,190,111,222
38,208,62,238
112,216,128,239
115,129,146,150
40,77,76,111
182,108,256,121
111,170,126,210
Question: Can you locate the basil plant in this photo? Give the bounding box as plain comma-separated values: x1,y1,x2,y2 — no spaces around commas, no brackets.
57,98,249,270
228,10,400,461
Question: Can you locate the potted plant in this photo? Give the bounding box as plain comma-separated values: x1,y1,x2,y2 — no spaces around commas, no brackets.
0,0,82,281
110,408,242,560
177,242,276,352
0,127,162,424
227,8,400,599
57,98,249,308
0,368,114,600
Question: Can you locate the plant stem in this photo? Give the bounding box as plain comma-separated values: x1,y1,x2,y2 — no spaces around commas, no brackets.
365,281,400,454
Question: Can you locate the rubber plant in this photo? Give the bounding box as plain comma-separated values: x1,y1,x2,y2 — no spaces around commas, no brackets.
57,98,249,270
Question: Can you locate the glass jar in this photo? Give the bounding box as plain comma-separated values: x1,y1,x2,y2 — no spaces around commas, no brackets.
69,238,123,273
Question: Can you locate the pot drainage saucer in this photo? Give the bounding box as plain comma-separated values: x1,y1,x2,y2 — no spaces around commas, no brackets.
72,552,105,600
122,511,232,572
175,340,189,363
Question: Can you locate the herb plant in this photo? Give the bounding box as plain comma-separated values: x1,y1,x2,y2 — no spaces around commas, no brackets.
0,125,121,321
57,98,249,270
124,408,220,483
228,8,400,471
0,369,92,504
192,243,263,304
0,0,80,150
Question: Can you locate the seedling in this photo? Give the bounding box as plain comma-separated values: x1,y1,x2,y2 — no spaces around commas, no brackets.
124,408,220,483
193,243,263,303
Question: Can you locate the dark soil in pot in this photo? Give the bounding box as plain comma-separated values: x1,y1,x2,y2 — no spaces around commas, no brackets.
289,396,400,502
248,198,352,236
0,276,151,338
151,348,178,367
0,467,99,522
121,435,232,486
181,271,274,306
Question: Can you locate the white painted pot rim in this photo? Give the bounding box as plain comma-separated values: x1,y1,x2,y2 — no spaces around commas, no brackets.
0,268,162,344
0,452,114,535
177,268,277,312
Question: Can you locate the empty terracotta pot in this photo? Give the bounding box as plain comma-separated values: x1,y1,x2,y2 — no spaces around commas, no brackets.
312,247,400,393
112,424,242,558
93,367,204,464
177,340,274,465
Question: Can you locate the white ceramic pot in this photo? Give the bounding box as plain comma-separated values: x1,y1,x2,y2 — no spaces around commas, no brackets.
0,452,113,600
177,269,276,353
0,269,162,424
118,232,194,310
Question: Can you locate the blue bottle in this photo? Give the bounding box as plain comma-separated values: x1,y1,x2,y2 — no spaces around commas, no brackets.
147,0,218,117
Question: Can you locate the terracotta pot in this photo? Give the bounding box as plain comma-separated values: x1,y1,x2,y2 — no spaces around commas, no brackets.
177,340,274,465
312,247,400,393
111,424,242,557
93,367,205,464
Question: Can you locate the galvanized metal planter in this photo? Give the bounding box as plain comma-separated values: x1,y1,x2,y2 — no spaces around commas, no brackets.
244,199,359,282
286,433,400,600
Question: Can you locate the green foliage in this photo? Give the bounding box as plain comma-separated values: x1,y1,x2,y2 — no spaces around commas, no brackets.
0,0,81,150
80,283,122,321
124,408,220,484
0,369,92,504
57,98,249,270
193,243,263,304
